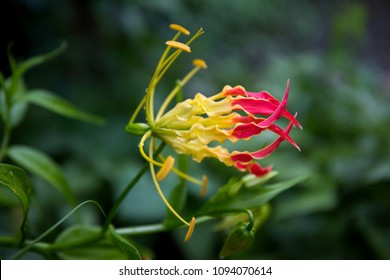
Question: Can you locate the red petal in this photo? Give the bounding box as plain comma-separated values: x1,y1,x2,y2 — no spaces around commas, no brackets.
231,118,300,150
231,123,264,139
231,153,255,163
230,119,296,163
233,115,264,124
232,81,302,129
268,124,300,151
249,162,272,176
234,161,272,177
232,98,277,116
224,86,247,96
257,80,290,127
246,91,279,104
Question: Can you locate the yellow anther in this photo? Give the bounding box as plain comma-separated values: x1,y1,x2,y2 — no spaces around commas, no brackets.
199,175,208,198
166,41,191,53
169,24,190,35
193,59,207,69
184,217,196,242
156,156,175,181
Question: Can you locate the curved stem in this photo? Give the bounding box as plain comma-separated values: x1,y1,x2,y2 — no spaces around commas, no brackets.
0,216,215,258
116,216,212,236
11,200,106,259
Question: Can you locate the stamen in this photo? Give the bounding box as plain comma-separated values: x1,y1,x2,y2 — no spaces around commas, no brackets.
149,138,190,227
193,59,207,69
165,41,191,53
156,156,175,181
169,24,190,35
184,217,196,242
199,175,208,198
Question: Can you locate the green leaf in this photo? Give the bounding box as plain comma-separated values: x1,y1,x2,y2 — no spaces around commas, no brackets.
55,225,135,260
9,42,67,97
12,200,106,259
18,42,67,75
0,163,32,240
19,89,105,125
7,43,17,72
0,71,5,90
108,225,141,260
8,145,76,207
10,80,29,128
198,174,307,215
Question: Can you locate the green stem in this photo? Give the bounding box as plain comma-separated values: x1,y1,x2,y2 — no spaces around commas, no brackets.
0,235,50,256
116,216,213,236
11,200,106,259
0,216,215,258
0,116,11,162
0,103,11,162
102,142,166,233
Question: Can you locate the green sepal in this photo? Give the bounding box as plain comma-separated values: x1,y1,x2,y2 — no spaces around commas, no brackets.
125,122,150,135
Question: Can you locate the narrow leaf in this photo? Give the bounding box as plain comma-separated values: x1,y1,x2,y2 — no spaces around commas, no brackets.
0,163,32,240
0,71,5,90
9,42,67,97
55,225,133,260
10,80,29,128
108,225,141,260
8,145,76,207
16,42,67,77
21,89,105,125
12,200,106,259
198,175,307,215
7,43,17,72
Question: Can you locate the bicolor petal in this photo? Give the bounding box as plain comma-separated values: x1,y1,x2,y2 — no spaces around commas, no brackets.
154,81,301,177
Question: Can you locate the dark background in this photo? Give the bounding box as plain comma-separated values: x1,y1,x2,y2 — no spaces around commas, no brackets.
1,0,390,259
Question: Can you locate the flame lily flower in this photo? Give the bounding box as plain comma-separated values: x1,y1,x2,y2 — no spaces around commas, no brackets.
126,24,301,241
154,80,301,177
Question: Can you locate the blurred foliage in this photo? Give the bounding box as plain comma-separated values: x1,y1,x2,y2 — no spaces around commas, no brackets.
1,0,390,259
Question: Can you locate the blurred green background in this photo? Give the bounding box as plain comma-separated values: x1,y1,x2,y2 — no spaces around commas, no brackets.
1,0,390,259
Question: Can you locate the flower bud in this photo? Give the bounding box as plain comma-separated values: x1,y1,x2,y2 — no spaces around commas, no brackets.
219,221,256,258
